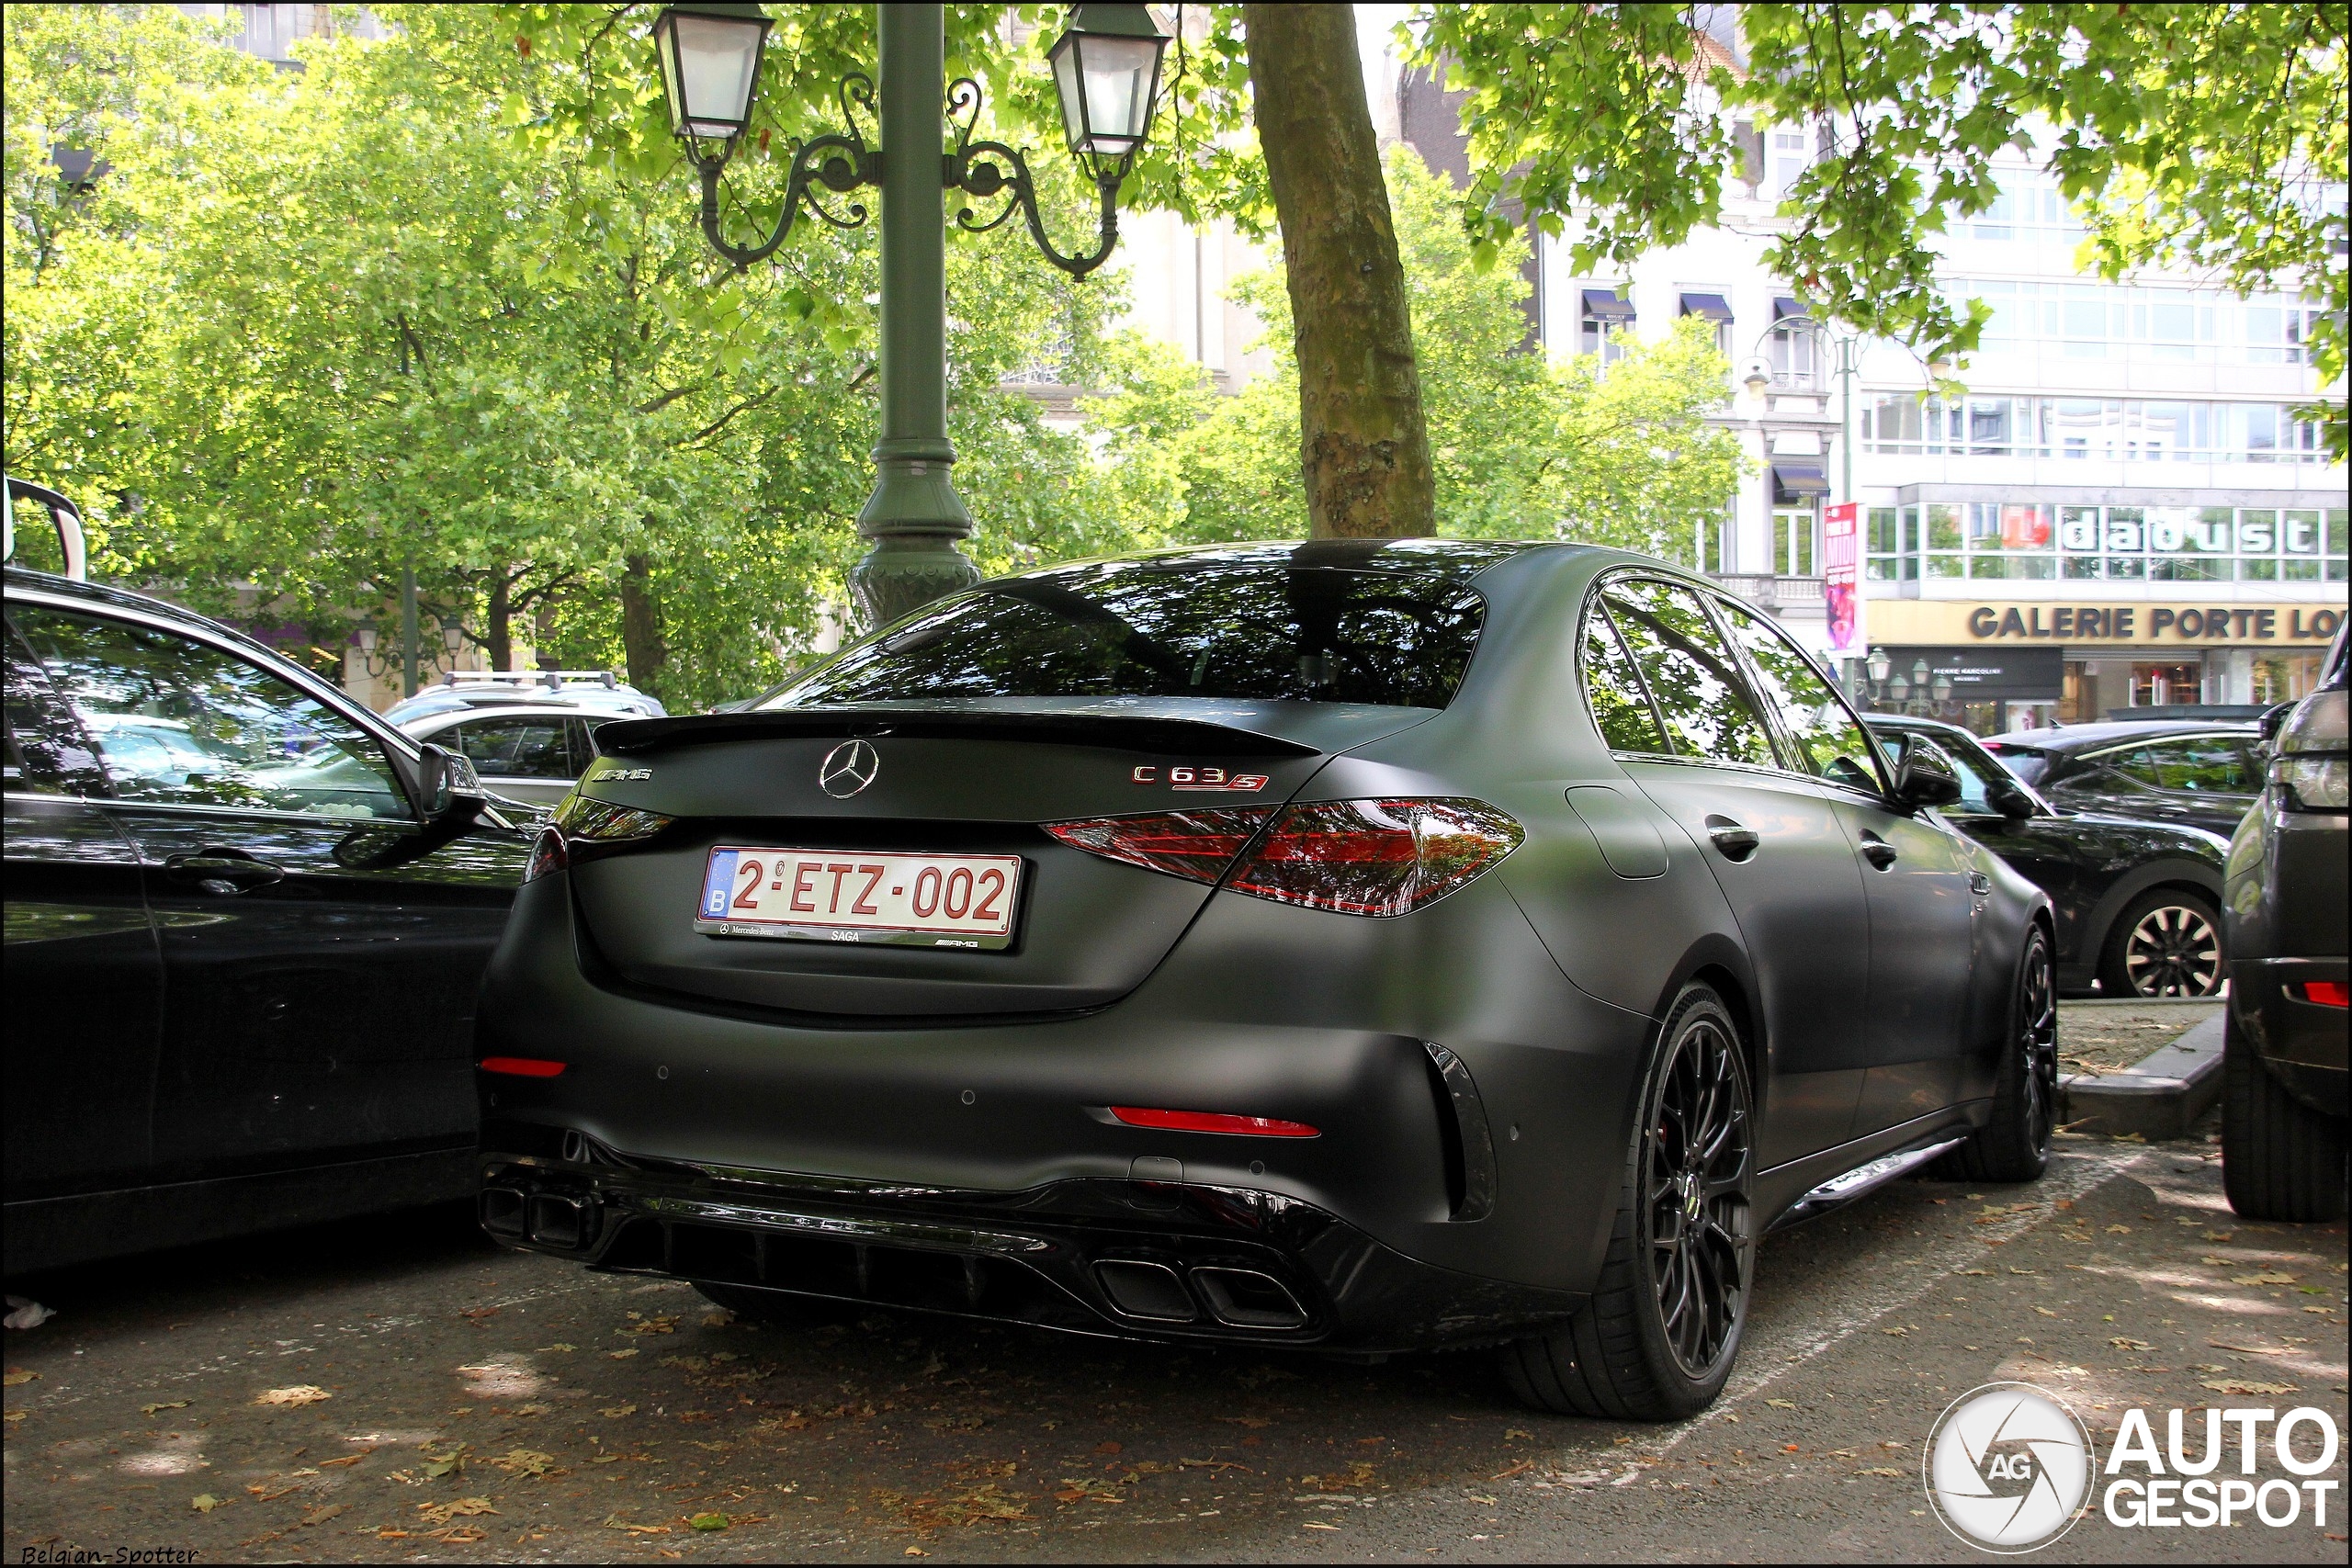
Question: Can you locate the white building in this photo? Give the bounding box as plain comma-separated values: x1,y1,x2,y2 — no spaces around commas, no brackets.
1108,10,2346,733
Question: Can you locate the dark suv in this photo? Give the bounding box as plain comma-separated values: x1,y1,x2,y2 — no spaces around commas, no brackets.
1984,720,2265,838
2222,625,2348,1221
6,564,531,1271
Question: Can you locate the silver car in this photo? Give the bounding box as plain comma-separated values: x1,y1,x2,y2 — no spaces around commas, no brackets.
398,704,610,807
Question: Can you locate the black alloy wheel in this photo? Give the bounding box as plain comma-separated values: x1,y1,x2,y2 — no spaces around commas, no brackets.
1502,985,1755,1419
1943,924,2057,1183
1644,1008,1754,1378
2103,890,2223,998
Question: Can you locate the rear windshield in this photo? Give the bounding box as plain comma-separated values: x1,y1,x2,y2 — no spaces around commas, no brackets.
1982,741,2051,784
771,564,1487,709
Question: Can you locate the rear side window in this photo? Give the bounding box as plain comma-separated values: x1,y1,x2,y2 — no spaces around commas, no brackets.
1983,742,2051,785
1582,599,1669,753
1599,579,1774,767
2134,737,2259,793
773,564,1487,709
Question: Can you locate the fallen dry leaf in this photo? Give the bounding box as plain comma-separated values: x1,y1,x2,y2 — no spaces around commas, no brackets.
1859,1467,1905,1477
1216,1415,1272,1429
688,1512,730,1531
141,1400,192,1416
425,1526,488,1544
1490,1459,1534,1481
492,1449,559,1478
2202,1378,2300,1396
418,1497,499,1525
608,1348,639,1359
537,1342,577,1353
300,1503,348,1528
2233,1272,2297,1286
254,1385,332,1407
317,1450,372,1469
601,1404,639,1418
1765,1398,1797,1409
2,1369,37,1387
2109,1337,2154,1351
190,1494,224,1514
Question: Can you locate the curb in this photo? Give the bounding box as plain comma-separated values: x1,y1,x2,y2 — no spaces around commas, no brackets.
2058,1013,2225,1141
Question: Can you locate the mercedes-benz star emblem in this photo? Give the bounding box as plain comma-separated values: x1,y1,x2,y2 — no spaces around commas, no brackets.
818,739,880,798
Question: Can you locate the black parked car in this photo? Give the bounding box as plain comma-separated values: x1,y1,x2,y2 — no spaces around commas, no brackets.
4,565,531,1272
474,541,2054,1420
1865,716,2227,998
1983,719,2265,838
2222,620,2347,1222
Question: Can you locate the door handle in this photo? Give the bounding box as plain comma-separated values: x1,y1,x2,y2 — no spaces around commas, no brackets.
1704,815,1760,862
1857,830,1898,870
1970,870,1994,897
164,848,287,892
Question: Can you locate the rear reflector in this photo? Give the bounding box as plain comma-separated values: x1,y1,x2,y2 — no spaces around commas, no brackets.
479,1056,568,1077
1108,1105,1318,1138
522,828,566,884
1043,807,1273,884
1225,798,1521,917
2296,980,2349,1007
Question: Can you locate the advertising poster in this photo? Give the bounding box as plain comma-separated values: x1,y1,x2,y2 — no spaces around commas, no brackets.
1822,501,1861,652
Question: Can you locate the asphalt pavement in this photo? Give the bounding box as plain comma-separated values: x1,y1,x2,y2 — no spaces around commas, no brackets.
5,1117,2345,1563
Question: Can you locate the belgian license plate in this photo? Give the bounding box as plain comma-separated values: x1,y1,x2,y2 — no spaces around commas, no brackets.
695,847,1022,950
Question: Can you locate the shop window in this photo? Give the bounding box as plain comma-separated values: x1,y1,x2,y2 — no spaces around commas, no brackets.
2130,663,2201,708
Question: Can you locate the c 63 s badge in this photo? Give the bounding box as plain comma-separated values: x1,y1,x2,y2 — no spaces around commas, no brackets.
1133,766,1270,793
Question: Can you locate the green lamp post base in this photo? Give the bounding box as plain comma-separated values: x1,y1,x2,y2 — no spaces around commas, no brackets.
849,444,979,628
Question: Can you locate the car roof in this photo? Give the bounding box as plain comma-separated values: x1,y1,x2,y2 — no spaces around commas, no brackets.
1983,718,2257,753
1004,536,1569,585
401,705,613,728
6,564,264,649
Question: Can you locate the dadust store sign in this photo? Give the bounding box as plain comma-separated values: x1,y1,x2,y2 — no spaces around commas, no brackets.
1870,600,2345,648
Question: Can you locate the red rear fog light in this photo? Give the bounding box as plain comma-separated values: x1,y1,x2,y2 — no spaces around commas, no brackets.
2295,981,2349,1007
479,1056,569,1077
1108,1106,1319,1138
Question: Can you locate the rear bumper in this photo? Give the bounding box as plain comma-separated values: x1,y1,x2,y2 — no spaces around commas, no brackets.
476,1137,1583,1354
2229,956,2349,1119
474,868,1656,1316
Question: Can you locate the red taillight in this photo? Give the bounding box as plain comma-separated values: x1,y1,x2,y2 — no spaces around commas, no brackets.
1108,1106,1319,1138
478,1056,567,1077
522,828,567,884
1225,798,1522,917
2297,981,2350,1007
1043,807,1273,884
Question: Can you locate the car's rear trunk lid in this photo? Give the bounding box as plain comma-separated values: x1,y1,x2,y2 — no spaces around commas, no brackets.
564,699,1430,1020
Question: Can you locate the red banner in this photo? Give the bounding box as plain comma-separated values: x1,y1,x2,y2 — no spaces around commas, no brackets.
1823,502,1860,652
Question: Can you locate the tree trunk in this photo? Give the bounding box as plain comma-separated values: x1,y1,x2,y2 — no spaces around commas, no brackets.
1246,4,1434,539
486,571,513,673
619,554,668,694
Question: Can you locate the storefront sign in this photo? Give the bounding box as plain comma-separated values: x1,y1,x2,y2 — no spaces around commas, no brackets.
1868,599,2343,647
1881,648,2064,699
1823,502,1860,651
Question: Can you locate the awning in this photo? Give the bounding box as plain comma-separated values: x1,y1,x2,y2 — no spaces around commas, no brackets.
1772,295,1811,321
1679,292,1734,321
1771,462,1830,501
1580,288,1636,321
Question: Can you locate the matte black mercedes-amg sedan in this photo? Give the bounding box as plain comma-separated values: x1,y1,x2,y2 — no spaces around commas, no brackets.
474,541,2054,1418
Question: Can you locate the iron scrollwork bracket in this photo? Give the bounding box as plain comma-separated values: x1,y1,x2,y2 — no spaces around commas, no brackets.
695,73,883,272
943,77,1125,279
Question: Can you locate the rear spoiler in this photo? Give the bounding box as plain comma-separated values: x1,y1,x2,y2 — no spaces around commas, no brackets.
594,708,1321,759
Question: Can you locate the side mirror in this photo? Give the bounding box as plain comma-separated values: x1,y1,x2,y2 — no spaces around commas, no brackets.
417,742,484,823
1891,735,1965,810
2256,700,2295,752
1988,777,2038,819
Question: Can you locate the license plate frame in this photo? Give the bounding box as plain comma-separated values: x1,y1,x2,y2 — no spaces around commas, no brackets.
694,846,1023,950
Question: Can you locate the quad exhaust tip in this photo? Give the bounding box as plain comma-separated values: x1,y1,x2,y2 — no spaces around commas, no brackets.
1091,1259,1308,1329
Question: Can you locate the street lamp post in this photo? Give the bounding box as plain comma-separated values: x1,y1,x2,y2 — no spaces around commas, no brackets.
651,2,1168,630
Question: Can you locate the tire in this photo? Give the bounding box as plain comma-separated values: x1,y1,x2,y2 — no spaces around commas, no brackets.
1501,984,1755,1420
2222,1011,2347,1223
2098,888,2223,998
1942,923,2056,1184
691,1280,856,1326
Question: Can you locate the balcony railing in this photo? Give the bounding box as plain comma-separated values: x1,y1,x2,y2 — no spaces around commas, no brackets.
1712,573,1826,609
